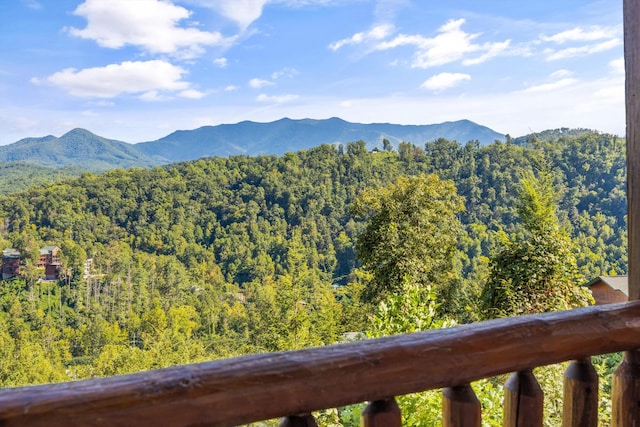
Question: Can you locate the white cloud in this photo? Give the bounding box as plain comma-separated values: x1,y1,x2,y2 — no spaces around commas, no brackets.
224,85,240,91
179,89,207,99
374,19,510,68
538,25,622,61
192,0,269,30
256,93,299,103
522,78,577,93
329,24,395,50
421,72,471,91
550,69,573,79
139,91,168,102
271,67,299,80
541,26,620,44
545,38,622,61
68,0,228,58
32,60,191,98
186,0,341,31
462,40,511,65
520,70,580,95
249,78,274,88
213,57,229,68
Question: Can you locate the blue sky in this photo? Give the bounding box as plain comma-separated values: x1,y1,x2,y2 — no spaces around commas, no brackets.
0,0,624,145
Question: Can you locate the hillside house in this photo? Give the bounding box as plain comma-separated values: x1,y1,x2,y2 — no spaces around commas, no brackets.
38,245,61,280
1,248,21,280
585,275,629,305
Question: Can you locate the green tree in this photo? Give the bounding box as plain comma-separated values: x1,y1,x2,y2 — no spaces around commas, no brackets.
365,279,504,427
480,170,592,318
351,174,465,306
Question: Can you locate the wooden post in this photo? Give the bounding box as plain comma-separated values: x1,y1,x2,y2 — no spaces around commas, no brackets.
626,0,640,302
612,350,640,426
625,0,640,305
503,370,543,427
442,384,481,427
562,358,598,427
280,414,318,427
361,398,401,427
613,2,640,426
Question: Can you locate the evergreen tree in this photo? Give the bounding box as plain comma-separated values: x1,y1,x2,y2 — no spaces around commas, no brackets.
480,170,592,318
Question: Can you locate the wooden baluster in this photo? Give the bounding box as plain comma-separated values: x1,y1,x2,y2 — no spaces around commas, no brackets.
562,358,598,427
442,384,481,427
503,369,543,427
612,349,640,427
361,398,401,427
280,413,318,427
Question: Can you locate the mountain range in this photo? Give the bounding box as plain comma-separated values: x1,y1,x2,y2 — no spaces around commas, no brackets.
0,118,505,171
134,117,505,162
0,128,158,171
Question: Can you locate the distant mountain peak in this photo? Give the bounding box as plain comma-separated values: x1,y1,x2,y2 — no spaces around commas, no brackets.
61,128,98,138
0,128,159,171
135,117,505,162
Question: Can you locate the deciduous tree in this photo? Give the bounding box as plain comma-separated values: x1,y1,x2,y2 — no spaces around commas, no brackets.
351,174,464,305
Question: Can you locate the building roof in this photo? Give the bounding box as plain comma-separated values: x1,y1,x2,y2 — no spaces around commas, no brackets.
2,248,20,258
40,245,59,255
585,275,629,296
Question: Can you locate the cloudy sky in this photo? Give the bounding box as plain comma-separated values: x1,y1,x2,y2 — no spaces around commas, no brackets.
0,0,624,145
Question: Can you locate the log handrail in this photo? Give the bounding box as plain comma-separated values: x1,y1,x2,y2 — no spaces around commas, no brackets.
1,301,640,426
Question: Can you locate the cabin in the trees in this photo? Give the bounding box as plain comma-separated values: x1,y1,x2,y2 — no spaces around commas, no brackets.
38,245,61,281
585,275,629,305
1,248,21,280
1,245,63,281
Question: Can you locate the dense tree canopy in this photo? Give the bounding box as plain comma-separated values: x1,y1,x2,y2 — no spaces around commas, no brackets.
0,129,627,394
351,174,464,305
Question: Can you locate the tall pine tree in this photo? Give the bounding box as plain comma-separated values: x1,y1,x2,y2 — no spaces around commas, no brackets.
481,170,592,318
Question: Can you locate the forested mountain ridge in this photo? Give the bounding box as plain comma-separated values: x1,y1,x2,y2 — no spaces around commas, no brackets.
512,127,603,146
0,128,160,171
1,118,504,170
0,131,626,397
134,117,505,162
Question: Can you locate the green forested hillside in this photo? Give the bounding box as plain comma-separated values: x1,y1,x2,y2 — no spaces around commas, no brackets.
0,128,160,171
0,132,626,394
0,162,84,195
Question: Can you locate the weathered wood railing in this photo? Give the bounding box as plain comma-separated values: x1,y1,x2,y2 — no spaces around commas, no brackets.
1,301,639,426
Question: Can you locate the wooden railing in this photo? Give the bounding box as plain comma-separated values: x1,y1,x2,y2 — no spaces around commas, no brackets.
1,301,640,426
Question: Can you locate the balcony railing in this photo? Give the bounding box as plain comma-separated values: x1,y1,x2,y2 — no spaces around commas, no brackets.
0,301,639,426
